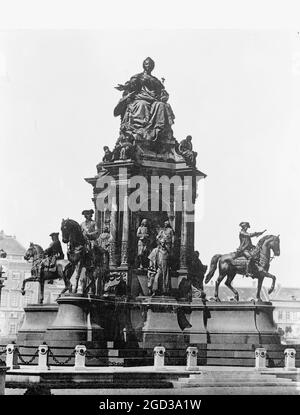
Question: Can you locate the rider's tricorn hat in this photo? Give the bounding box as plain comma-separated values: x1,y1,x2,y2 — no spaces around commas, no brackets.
82,209,94,215
49,232,59,237
239,222,250,228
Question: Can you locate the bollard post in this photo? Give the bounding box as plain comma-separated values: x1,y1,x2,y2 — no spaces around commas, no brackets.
6,344,20,369
284,348,296,371
186,346,200,371
154,346,165,368
75,345,86,369
38,344,49,370
255,347,266,370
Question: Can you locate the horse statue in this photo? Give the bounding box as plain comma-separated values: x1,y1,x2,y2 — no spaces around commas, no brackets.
204,235,280,302
61,218,108,295
22,243,73,304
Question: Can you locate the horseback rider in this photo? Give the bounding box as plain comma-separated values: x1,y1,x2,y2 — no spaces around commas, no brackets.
235,222,266,277
81,209,99,248
40,232,64,275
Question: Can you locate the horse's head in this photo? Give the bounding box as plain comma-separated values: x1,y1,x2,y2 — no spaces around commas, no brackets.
257,234,280,258
24,243,44,261
61,218,83,245
61,219,70,244
269,235,280,257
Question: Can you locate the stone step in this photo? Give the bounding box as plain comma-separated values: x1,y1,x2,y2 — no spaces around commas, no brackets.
173,381,300,388
188,374,284,380
180,377,293,385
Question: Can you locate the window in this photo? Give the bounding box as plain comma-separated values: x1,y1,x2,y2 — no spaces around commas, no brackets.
12,272,20,280
25,291,33,305
286,311,291,321
1,290,8,307
278,311,283,321
8,322,17,335
10,291,19,308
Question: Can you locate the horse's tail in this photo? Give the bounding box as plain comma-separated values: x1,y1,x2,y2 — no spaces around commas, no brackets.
205,254,222,284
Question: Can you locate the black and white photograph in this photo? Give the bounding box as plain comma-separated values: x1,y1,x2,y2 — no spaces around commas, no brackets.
0,0,300,406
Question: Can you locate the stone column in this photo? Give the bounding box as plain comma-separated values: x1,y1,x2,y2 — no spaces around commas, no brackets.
180,201,188,270
109,189,118,268
121,193,129,265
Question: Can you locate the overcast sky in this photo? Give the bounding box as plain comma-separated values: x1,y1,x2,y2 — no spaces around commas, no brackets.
0,28,299,287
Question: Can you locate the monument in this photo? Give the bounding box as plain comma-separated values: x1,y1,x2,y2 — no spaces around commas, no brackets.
16,58,284,368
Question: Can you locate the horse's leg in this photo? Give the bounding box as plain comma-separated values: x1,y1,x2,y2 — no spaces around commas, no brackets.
38,277,45,305
261,271,276,295
255,275,264,302
75,262,83,294
21,275,37,295
62,263,75,294
213,259,229,302
56,264,72,296
214,274,226,302
225,272,239,301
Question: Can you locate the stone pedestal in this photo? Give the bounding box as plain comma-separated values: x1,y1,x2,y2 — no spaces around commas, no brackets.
17,304,58,347
186,300,279,344
44,294,105,348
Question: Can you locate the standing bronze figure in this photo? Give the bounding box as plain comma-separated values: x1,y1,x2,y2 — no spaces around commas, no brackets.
147,238,171,296
136,219,150,269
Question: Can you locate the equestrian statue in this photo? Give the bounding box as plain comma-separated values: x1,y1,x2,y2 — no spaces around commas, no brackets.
205,222,280,302
22,233,73,304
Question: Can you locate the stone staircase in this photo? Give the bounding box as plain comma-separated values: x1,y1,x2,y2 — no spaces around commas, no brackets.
172,369,300,391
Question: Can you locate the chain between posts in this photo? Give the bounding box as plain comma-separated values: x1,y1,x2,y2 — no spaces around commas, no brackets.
17,349,39,365
85,350,124,366
85,350,95,362
48,348,75,365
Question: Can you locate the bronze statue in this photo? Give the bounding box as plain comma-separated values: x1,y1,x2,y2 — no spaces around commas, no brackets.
234,222,266,277
188,250,207,298
61,218,106,295
178,135,197,167
40,232,64,275
102,146,113,163
205,234,280,302
97,225,111,278
112,133,135,161
136,219,150,269
147,237,171,296
114,57,175,142
97,226,111,252
22,242,72,304
81,209,99,244
0,249,6,258
156,220,175,254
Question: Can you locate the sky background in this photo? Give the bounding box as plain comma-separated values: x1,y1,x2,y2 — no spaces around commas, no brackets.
0,27,299,287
